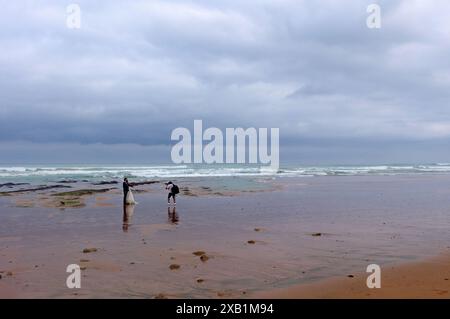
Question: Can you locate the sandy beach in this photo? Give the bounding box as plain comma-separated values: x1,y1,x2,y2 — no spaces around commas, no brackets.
0,174,449,298
254,253,450,299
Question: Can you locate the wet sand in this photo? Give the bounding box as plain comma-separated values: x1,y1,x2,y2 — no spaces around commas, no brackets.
254,253,450,298
0,175,449,298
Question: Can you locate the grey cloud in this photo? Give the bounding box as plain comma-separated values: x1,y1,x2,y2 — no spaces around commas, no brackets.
1,0,450,163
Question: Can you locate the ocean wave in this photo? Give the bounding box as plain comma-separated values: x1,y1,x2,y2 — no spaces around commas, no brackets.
1,164,450,181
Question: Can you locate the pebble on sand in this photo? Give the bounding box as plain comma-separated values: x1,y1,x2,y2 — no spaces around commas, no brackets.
82,248,98,253
200,255,210,262
169,264,180,270
193,251,206,256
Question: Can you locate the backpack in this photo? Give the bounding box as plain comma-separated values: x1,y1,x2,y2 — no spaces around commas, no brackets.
172,184,180,194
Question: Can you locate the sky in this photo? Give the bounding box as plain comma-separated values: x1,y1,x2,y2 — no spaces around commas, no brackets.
1,0,450,164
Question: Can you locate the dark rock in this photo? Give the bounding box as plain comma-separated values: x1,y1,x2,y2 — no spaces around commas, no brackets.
132,181,159,186
59,199,84,208
92,181,118,185
192,251,206,256
0,182,29,188
82,248,98,253
0,184,71,195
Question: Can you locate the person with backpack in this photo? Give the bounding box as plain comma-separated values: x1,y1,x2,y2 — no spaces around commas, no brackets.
165,181,179,205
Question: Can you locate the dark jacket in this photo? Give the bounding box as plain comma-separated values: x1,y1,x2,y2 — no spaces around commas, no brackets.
123,181,130,194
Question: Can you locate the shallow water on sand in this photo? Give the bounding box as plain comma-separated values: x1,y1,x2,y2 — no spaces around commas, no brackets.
0,175,449,298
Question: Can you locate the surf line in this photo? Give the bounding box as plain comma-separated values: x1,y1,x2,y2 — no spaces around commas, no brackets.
176,303,210,317
170,119,279,171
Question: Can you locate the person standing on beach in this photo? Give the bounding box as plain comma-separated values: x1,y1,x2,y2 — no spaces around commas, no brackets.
165,181,179,205
123,178,132,205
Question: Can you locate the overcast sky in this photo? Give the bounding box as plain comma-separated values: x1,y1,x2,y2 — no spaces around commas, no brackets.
1,0,450,164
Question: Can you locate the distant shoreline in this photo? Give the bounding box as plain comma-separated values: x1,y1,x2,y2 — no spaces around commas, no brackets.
3,163,450,183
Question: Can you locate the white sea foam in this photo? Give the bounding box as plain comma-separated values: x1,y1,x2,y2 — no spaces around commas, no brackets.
1,164,450,182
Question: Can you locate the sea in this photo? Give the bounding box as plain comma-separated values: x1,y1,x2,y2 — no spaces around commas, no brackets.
2,163,450,184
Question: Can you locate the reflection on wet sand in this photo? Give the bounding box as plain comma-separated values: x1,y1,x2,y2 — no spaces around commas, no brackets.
122,204,135,232
168,206,179,224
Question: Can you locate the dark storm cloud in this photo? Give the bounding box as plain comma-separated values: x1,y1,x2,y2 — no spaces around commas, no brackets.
1,0,450,159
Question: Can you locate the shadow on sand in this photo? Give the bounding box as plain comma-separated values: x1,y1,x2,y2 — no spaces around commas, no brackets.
168,206,179,225
122,204,135,232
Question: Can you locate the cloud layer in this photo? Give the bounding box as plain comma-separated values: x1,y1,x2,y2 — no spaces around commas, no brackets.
1,1,450,162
